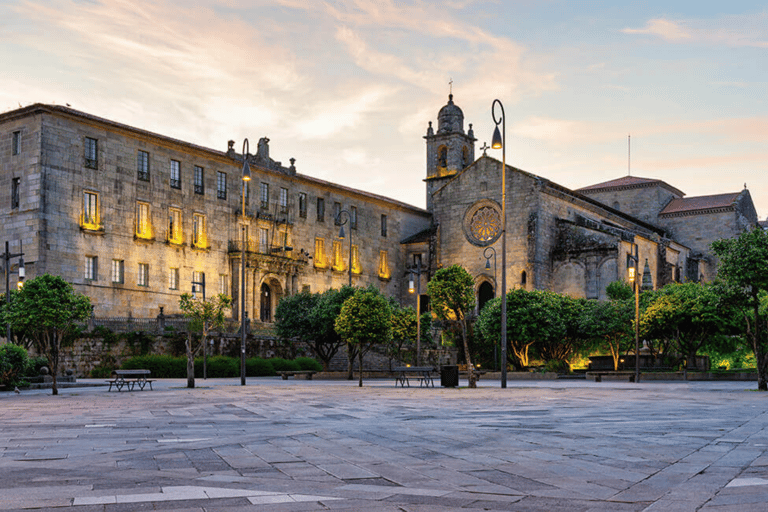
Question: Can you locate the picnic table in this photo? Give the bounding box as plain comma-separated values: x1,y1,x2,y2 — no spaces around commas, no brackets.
107,369,153,391
393,366,436,388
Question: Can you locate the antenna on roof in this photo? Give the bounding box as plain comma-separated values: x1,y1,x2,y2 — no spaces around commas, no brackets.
628,134,631,177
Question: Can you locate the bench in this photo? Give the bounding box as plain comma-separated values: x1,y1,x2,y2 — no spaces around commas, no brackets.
279,370,317,380
393,366,435,388
586,371,636,383
107,369,154,391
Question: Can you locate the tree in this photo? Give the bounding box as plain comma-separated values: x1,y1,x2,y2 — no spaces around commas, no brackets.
387,301,417,368
712,227,768,390
580,299,633,370
178,293,232,388
0,274,91,395
335,286,392,386
536,294,584,368
640,282,732,369
315,286,356,378
428,265,477,387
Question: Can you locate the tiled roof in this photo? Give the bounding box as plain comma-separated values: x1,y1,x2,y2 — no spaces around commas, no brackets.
659,193,740,216
577,175,685,197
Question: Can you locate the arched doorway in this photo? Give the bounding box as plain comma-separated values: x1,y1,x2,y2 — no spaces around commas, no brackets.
478,281,494,312
260,283,271,322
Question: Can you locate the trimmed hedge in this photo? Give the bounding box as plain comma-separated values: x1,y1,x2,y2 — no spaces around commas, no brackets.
0,344,29,388
120,355,318,378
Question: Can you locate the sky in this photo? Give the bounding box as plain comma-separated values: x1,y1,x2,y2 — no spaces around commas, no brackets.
2,0,767,219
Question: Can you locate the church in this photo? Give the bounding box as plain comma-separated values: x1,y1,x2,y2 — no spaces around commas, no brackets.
0,97,759,326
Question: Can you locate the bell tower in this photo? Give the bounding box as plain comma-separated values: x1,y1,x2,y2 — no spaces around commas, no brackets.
424,94,476,210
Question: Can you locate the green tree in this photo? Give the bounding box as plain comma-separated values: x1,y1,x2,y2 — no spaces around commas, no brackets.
640,282,732,369
580,299,633,370
606,280,633,301
0,274,91,395
276,291,329,371
387,301,417,368
335,286,392,386
537,294,585,368
178,293,232,388
712,227,768,390
314,286,355,379
428,265,477,387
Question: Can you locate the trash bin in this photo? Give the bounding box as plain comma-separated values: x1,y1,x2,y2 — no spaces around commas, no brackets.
441,365,459,387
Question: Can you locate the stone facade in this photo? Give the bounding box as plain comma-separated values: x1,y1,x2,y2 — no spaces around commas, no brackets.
0,97,760,330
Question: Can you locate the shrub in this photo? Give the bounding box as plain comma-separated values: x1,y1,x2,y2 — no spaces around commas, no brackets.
269,358,300,372
25,356,49,377
294,357,322,372
122,355,186,378
544,359,571,374
246,357,275,377
0,344,29,387
194,356,238,378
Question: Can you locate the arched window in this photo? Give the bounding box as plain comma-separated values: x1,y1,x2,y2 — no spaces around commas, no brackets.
521,271,527,286
438,146,447,168
462,146,470,167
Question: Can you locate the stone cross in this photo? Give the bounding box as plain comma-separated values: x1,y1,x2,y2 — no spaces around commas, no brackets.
480,142,490,156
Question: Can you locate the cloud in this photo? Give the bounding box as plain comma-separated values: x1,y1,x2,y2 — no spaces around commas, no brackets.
622,13,768,47
622,19,692,41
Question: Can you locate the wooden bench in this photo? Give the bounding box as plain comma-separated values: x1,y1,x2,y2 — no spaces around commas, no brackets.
586,371,635,383
107,369,154,391
393,366,435,388
279,370,317,380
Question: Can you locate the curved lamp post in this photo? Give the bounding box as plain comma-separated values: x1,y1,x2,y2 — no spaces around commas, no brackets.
491,99,508,388
627,243,640,383
336,209,353,286
240,139,251,386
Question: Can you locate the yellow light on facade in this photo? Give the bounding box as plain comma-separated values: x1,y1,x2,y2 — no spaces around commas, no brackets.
628,266,636,282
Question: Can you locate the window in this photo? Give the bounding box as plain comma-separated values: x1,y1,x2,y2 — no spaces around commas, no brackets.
192,213,207,248
168,208,182,244
169,268,179,290
194,165,204,194
82,191,99,229
378,250,390,279
298,192,307,218
316,197,325,222
85,256,98,281
11,177,20,209
137,150,150,181
111,259,124,284
332,240,345,271
192,271,205,297
351,206,357,230
334,202,342,225
135,201,152,239
170,160,181,189
219,274,228,295
351,245,361,274
138,263,149,287
259,227,269,253
381,214,387,237
217,171,227,199
260,182,269,209
279,187,288,214
12,131,21,155
413,253,422,267
84,137,98,169
314,238,326,268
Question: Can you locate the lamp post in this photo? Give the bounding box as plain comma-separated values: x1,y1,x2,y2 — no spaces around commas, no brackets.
3,241,25,342
491,99,508,388
191,275,209,378
627,243,640,383
408,257,423,365
483,246,497,370
336,209,353,287
240,139,252,386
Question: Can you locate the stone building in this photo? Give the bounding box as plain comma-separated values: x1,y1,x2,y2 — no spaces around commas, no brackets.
0,97,760,328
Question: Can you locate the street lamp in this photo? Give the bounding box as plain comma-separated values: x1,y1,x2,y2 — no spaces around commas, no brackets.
240,139,252,386
4,241,25,342
336,209,353,287
491,99,508,388
627,244,640,383
483,246,497,371
408,257,423,365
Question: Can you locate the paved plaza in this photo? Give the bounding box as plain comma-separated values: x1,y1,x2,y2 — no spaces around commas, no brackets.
1,378,768,511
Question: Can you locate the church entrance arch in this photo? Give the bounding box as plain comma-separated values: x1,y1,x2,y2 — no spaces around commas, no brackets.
477,281,495,313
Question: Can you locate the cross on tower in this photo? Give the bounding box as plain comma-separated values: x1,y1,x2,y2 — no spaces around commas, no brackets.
449,78,453,95
480,142,490,156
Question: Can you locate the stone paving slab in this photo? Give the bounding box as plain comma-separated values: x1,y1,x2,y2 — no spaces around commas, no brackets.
1,378,768,510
